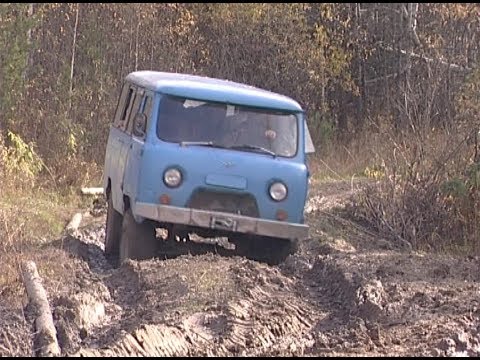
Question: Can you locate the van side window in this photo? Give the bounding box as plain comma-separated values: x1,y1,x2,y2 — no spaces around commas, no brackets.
143,96,153,118
121,88,134,121
117,86,136,132
113,83,130,128
126,89,145,135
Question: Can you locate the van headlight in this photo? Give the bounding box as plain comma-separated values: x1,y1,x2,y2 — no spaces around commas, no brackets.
163,168,182,188
269,182,287,201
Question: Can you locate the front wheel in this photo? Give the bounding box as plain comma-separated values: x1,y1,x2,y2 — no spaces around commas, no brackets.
119,208,158,264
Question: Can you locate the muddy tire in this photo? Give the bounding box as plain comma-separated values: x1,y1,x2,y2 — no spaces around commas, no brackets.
105,195,122,259
259,236,298,265
119,208,158,264
232,235,297,265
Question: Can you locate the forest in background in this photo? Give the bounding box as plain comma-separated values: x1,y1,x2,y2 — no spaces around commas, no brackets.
0,3,479,251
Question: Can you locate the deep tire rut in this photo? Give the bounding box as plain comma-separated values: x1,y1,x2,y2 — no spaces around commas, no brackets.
68,249,320,357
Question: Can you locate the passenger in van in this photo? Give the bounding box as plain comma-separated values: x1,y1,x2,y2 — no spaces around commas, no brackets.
222,112,277,151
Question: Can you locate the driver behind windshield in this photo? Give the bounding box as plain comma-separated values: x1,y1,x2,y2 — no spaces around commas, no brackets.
157,96,297,157
221,111,282,153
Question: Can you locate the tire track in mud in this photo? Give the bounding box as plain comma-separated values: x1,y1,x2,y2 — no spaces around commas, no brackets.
64,232,320,357
74,324,193,357
63,239,383,357
215,262,317,356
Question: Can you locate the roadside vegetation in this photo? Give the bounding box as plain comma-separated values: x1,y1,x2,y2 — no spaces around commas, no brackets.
0,3,479,261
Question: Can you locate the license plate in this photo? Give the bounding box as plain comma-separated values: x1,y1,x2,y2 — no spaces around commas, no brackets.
210,216,237,231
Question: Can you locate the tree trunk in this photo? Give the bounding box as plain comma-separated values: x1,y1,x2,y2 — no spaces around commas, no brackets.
69,3,80,114
135,21,140,71
22,3,35,81
406,3,420,47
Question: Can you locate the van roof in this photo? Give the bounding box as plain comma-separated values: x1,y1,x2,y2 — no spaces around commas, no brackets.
126,71,303,113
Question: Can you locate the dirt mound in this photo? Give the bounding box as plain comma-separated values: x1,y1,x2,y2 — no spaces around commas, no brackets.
301,251,480,356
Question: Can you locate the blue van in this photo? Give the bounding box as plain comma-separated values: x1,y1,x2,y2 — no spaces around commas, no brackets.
103,71,315,265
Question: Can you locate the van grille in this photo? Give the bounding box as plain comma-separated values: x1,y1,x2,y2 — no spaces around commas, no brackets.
187,189,259,218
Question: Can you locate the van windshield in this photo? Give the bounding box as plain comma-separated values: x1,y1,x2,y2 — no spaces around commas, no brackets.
156,95,298,157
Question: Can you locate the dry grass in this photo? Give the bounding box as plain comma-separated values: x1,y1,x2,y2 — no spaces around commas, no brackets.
0,176,93,306
308,141,373,185
347,126,480,254
308,125,400,185
310,122,480,255
0,173,92,355
0,188,83,356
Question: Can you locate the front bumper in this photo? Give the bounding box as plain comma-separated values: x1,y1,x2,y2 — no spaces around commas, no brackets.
135,202,309,240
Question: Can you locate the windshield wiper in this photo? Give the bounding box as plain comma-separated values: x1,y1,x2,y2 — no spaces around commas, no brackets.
180,142,277,157
228,144,276,157
179,141,225,148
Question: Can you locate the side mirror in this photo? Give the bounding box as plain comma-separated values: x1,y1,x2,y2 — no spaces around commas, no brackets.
133,113,147,138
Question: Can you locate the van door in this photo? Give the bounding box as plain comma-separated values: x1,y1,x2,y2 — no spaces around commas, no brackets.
123,89,154,201
112,83,137,213
105,82,135,213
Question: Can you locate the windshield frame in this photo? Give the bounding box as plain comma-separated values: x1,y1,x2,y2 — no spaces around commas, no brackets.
155,93,300,159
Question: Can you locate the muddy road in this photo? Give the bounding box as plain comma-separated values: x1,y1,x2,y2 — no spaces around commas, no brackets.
2,180,480,357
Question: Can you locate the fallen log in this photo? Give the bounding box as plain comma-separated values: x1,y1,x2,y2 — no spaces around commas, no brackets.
21,261,61,357
65,213,82,234
80,187,103,196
